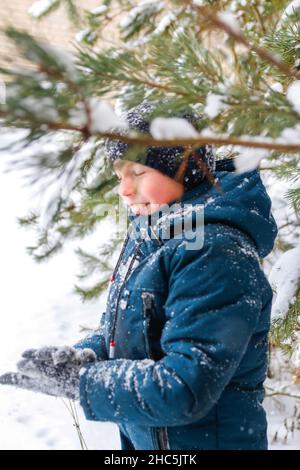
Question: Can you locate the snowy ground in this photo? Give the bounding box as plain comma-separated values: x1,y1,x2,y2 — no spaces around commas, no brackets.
0,145,299,449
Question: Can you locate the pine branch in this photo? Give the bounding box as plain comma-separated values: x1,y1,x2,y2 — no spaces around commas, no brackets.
61,399,88,450
186,0,300,79
2,109,300,152
265,390,300,400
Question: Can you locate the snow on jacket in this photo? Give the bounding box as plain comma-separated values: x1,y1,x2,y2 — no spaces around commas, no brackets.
74,158,278,450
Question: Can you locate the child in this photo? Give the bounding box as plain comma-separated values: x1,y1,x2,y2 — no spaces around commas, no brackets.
0,105,278,450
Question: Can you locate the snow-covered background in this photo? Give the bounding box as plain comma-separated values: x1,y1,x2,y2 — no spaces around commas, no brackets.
0,137,299,449
0,141,120,450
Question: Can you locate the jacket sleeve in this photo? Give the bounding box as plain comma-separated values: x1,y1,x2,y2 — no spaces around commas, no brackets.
78,232,263,426
73,312,108,361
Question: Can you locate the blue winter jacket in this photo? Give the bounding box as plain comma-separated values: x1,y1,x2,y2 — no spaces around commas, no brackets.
74,158,278,450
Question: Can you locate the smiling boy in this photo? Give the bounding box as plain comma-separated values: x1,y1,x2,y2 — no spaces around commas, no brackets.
0,104,278,450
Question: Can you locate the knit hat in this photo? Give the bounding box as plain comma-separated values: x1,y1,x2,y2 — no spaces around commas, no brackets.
106,103,215,191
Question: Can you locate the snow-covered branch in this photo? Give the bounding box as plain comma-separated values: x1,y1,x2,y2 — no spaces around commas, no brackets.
187,0,300,80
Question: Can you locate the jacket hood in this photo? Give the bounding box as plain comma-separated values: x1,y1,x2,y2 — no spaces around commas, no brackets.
128,158,278,258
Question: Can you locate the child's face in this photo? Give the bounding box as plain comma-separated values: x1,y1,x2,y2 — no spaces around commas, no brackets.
113,160,184,216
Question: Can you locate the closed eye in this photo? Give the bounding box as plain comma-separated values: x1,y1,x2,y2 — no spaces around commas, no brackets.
115,171,146,181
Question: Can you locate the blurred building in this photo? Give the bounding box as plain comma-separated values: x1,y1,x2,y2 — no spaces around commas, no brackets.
0,0,102,73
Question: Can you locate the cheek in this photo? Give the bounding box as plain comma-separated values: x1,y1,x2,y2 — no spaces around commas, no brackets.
141,175,178,203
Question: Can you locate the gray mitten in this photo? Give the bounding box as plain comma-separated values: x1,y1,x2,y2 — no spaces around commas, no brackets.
0,346,97,400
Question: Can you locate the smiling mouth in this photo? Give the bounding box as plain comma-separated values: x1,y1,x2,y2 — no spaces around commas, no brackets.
129,202,151,214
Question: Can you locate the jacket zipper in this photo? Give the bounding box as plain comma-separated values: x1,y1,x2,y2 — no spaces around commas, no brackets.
109,236,143,359
109,231,131,284
142,292,170,451
107,230,131,358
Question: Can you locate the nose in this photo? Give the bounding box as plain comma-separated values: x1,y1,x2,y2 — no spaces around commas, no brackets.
118,176,135,198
